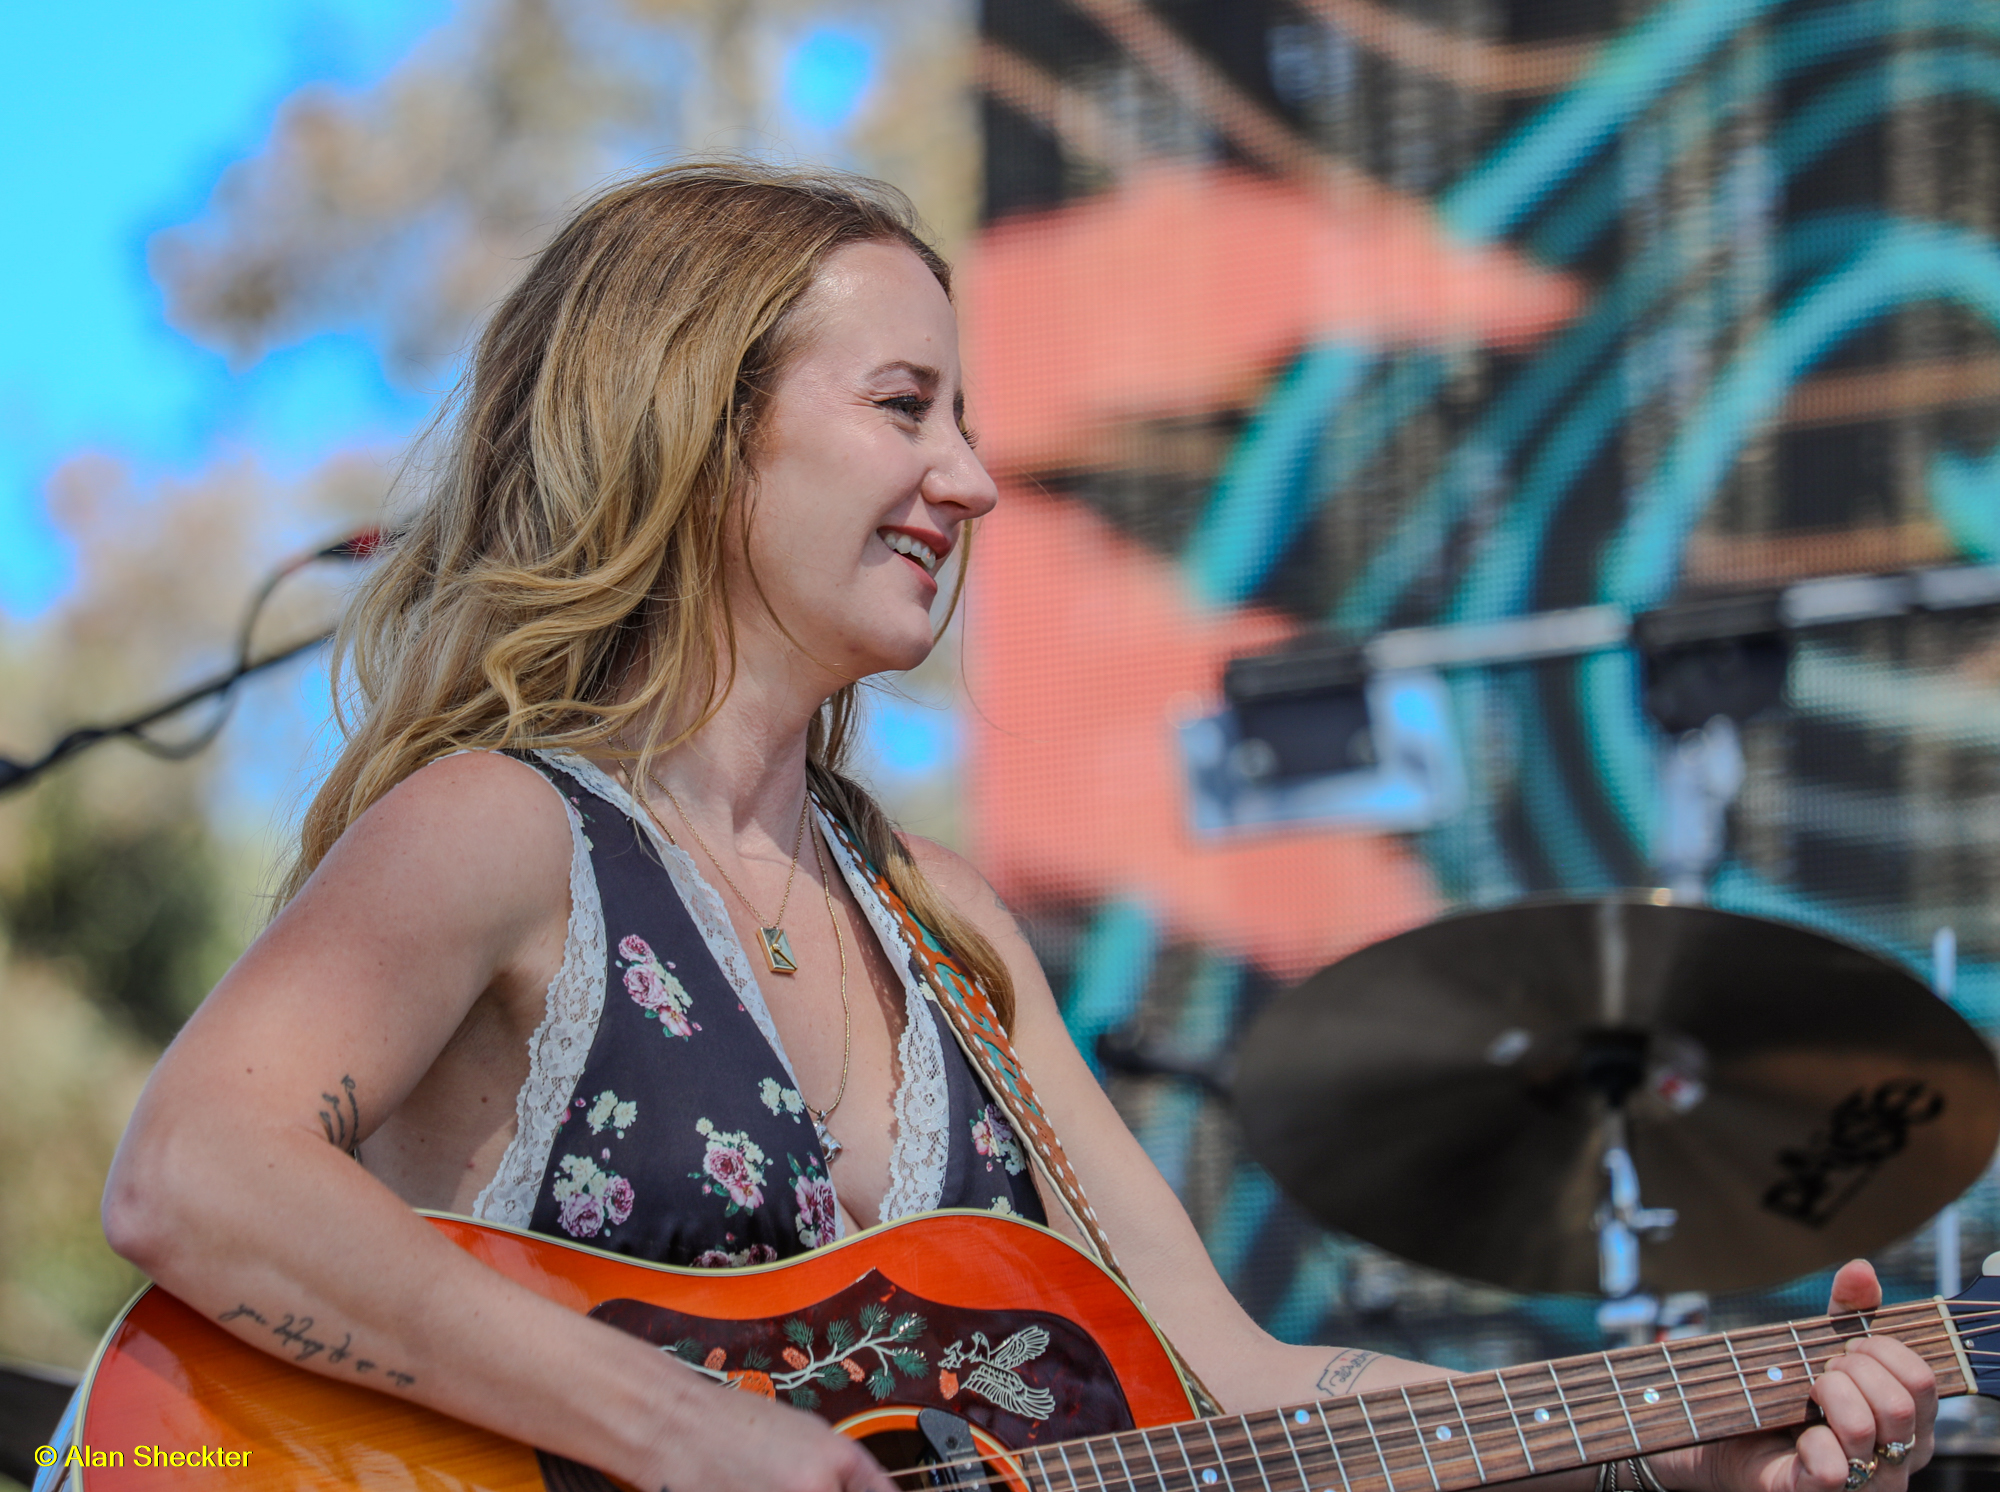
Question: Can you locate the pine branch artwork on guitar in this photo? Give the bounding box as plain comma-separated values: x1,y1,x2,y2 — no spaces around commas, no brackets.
42,1210,1988,1491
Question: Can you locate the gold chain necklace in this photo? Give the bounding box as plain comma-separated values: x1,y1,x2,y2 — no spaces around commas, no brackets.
626,768,850,1160
804,816,852,1161
653,774,808,976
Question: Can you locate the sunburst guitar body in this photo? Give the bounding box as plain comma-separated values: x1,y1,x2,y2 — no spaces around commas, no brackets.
40,1210,1194,1489
37,1209,2000,1492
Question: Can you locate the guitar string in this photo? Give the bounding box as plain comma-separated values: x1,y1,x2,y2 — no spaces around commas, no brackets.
871,1301,1992,1492
872,1316,1982,1492
878,1327,1965,1492
868,1297,1982,1490
873,1304,1985,1492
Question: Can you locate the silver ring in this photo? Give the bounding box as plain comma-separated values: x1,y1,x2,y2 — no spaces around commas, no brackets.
1845,1458,1878,1490
1877,1443,1911,1468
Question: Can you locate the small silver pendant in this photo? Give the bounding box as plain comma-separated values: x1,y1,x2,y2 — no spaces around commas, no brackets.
758,926,798,975
814,1116,843,1162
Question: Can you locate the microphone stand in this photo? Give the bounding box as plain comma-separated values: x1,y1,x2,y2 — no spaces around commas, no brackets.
0,630,332,793
0,528,382,794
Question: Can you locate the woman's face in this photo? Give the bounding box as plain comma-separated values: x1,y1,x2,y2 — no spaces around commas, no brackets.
731,239,998,685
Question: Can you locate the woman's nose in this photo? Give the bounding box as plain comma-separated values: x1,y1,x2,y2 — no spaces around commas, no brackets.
932,442,1008,516
925,433,999,520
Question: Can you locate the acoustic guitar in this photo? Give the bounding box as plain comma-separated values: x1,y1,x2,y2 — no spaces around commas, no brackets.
34,1209,2000,1490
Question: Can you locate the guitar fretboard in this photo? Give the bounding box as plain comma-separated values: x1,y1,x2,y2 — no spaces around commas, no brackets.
1010,1300,1967,1492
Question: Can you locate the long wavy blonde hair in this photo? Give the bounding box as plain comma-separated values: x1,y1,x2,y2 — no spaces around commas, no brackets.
284,161,1015,1026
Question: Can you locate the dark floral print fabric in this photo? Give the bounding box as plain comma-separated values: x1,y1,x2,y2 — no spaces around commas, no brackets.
517,756,1043,1267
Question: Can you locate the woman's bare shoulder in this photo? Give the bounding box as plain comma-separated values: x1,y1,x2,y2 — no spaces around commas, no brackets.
896,834,1032,956
898,833,992,903
289,750,576,935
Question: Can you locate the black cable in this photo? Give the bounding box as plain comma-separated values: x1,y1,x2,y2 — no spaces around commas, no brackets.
0,529,387,793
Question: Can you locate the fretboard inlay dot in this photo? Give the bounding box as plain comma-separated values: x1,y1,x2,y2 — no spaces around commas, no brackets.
1171,1301,1961,1492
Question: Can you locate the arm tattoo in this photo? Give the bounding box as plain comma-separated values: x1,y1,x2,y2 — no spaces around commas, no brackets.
318,1075,360,1152
1317,1348,1378,1396
215,1301,416,1387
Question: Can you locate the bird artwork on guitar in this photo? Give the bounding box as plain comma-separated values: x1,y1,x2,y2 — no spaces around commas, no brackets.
35,1208,2000,1490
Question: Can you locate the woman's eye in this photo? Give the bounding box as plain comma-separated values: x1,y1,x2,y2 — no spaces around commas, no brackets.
880,395,931,420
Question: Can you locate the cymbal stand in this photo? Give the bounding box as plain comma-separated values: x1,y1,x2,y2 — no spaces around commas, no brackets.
1591,900,1680,1343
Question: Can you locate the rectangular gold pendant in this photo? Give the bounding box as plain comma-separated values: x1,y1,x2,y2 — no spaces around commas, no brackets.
759,926,798,975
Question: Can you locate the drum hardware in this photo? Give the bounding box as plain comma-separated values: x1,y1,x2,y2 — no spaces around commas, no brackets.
1230,895,2000,1300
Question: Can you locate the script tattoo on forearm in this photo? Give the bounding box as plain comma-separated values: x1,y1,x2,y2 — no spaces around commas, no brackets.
1316,1348,1378,1396
318,1075,360,1152
215,1302,416,1388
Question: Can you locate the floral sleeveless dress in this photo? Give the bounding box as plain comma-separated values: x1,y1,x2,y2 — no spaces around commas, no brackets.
469,751,1046,1266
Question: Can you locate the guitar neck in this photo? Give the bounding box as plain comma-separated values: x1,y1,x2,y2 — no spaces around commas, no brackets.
1016,1300,1972,1492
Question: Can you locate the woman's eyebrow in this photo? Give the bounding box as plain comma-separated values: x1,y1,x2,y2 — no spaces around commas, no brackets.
867,359,942,388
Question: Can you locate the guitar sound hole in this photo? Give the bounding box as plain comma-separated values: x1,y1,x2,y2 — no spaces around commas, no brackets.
858,1427,932,1472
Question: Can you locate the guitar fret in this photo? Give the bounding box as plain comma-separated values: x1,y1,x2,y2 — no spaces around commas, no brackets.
1055,1441,1084,1492
1785,1325,1817,1383
1602,1352,1642,1451
1546,1363,1589,1459
1398,1386,1443,1491
1720,1335,1765,1428
1657,1342,1700,1439
1138,1422,1174,1492
1238,1413,1277,1492
1313,1403,1357,1492
1028,1445,1054,1492
1105,1429,1140,1492
1203,1418,1241,1492
1080,1436,1108,1492
1444,1378,1485,1483
1276,1408,1317,1492
1493,1366,1538,1473
1172,1420,1208,1491
1356,1392,1401,1492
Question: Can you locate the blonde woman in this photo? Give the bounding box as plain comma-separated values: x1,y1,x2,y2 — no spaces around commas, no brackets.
103,164,1934,1492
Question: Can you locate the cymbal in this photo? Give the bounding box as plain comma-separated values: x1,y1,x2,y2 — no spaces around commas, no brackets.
1233,895,2000,1295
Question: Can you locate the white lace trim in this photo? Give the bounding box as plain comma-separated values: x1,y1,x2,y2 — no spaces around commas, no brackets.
539,752,807,1086
816,811,950,1220
534,752,849,1238
480,750,955,1234
472,765,607,1227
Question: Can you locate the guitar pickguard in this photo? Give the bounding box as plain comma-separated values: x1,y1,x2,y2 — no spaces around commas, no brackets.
537,1269,1135,1490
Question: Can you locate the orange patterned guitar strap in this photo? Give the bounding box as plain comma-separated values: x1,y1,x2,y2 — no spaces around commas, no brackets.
822,813,1222,1415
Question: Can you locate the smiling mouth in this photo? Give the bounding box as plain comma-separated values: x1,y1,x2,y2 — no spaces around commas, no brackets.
880,530,940,575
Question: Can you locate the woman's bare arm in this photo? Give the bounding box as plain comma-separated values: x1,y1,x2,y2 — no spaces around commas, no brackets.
105,752,892,1492
899,834,1436,1408
905,838,1934,1492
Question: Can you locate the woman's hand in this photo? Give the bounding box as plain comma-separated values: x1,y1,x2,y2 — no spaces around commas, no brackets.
638,1382,899,1492
1660,1260,1935,1492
